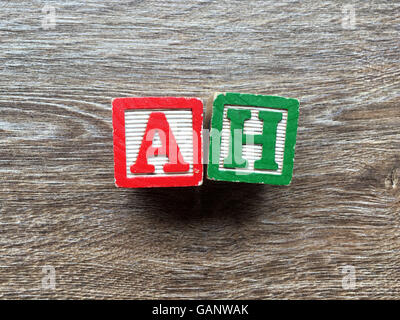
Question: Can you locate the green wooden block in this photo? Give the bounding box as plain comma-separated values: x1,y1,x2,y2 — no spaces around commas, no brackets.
207,92,299,185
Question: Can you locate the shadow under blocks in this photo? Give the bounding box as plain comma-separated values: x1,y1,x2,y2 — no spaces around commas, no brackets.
129,177,272,223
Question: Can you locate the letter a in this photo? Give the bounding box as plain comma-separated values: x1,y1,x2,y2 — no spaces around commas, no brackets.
130,112,189,174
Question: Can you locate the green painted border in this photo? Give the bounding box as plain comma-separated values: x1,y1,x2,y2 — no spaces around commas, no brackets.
207,92,299,185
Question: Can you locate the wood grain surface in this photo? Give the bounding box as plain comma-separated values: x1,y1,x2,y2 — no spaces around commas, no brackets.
0,0,399,299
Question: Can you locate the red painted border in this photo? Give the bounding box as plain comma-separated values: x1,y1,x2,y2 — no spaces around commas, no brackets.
112,97,203,188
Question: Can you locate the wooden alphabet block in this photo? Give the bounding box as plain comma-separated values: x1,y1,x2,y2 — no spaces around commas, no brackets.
112,97,203,188
207,93,299,185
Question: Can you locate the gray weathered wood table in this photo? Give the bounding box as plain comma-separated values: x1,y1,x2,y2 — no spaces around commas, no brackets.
0,0,399,299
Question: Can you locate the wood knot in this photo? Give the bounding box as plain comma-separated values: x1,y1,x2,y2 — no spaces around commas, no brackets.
385,168,400,190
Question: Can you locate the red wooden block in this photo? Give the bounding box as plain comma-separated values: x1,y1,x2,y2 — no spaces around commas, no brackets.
112,97,203,188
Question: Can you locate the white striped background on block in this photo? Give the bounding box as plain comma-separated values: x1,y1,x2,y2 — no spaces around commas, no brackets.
219,105,288,175
125,109,194,177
